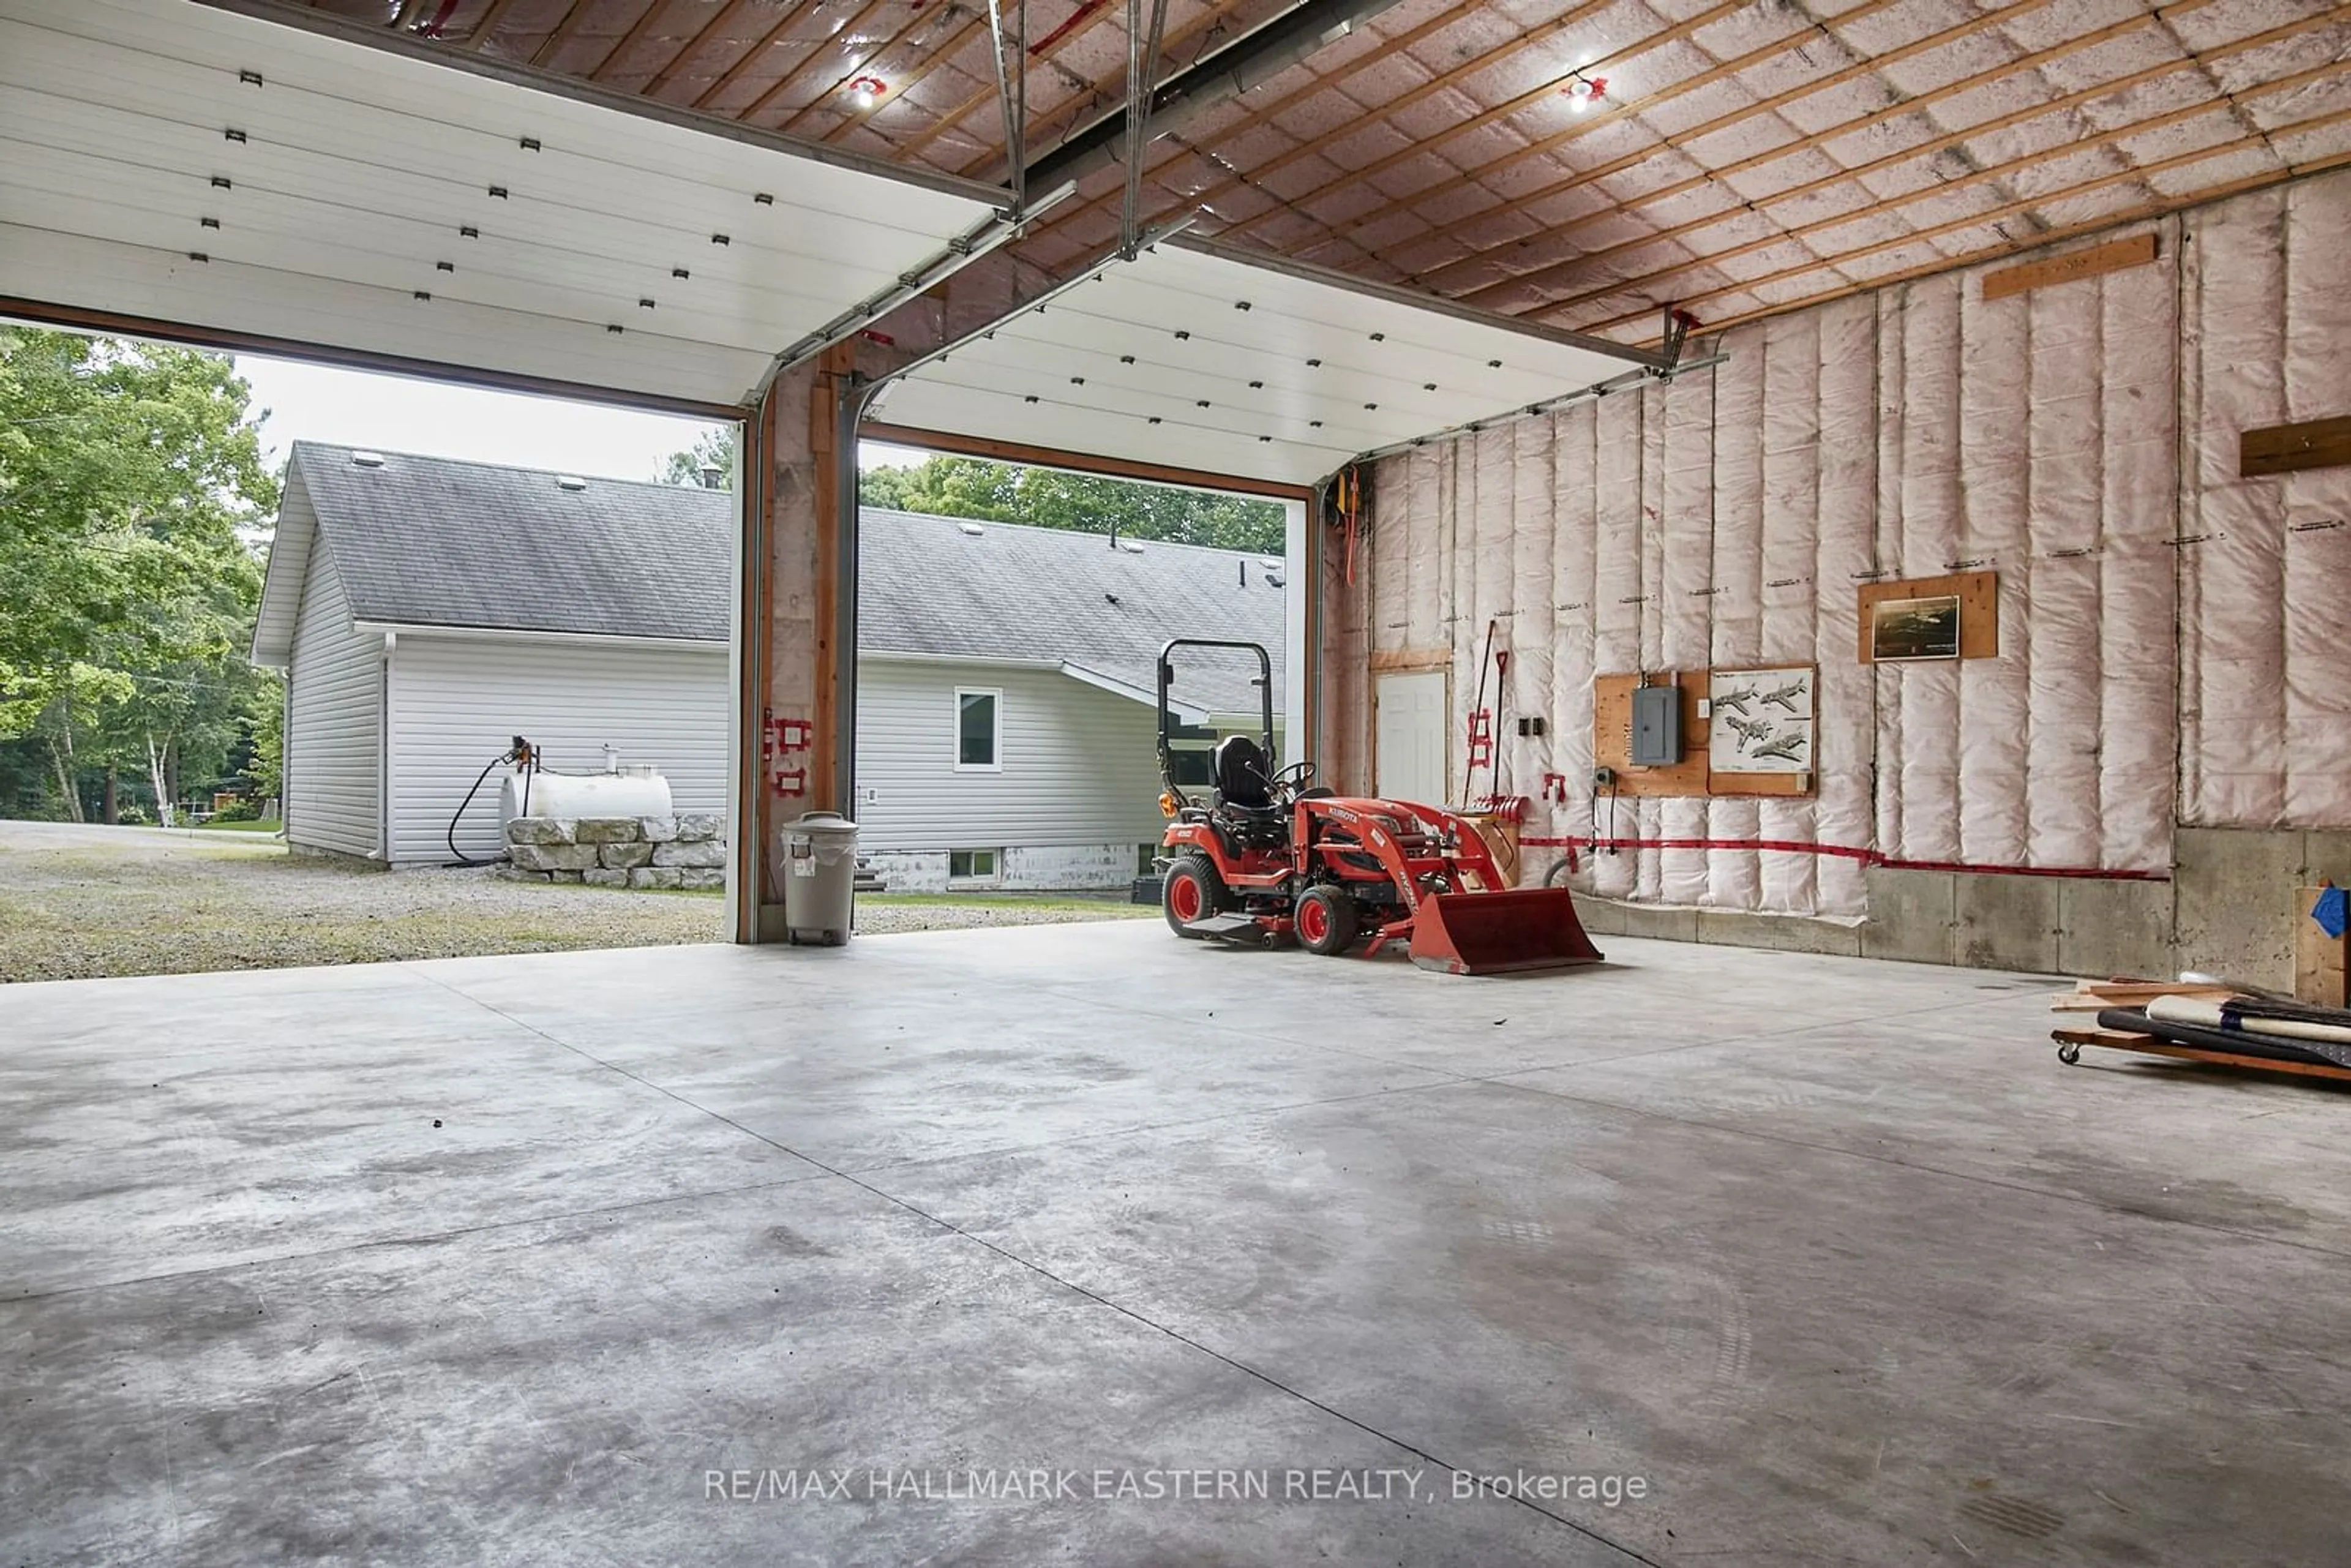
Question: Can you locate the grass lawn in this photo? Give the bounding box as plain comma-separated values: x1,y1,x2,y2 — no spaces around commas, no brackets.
192,817,283,832
0,822,1154,981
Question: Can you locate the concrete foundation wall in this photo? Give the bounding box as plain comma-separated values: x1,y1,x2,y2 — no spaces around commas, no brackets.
865,842,1141,894
1592,825,2344,986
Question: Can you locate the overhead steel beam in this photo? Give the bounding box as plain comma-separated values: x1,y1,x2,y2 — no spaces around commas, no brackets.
1023,0,1409,196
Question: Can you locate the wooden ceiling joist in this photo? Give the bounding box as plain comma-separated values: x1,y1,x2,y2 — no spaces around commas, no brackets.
463,0,528,54
932,0,1253,175
1153,0,1619,225
686,0,822,110
638,0,759,97
1417,0,2117,291
526,0,595,68
1213,0,1758,242
1686,143,2351,343
1029,0,1488,234
1517,18,2344,324
583,0,678,80
1432,0,2244,302
1581,105,2351,336
1327,0,1924,257
816,5,997,151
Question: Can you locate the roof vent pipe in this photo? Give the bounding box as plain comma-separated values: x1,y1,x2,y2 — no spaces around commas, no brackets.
699,464,725,490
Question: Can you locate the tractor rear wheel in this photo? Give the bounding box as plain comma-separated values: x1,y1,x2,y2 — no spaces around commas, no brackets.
1294,886,1360,956
1162,853,1227,937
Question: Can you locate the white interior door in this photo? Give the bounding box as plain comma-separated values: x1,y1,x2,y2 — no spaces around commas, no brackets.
1374,670,1449,806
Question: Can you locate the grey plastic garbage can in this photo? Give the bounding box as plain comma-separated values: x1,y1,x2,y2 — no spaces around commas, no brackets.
781,811,859,945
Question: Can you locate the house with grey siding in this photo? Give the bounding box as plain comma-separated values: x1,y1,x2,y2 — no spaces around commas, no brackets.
855,509,1286,891
251,443,731,868
252,444,1284,887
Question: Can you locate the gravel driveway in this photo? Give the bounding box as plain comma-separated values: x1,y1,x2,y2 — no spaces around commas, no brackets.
0,822,1149,983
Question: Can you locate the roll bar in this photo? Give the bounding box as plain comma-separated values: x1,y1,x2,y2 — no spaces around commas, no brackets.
1155,639,1274,808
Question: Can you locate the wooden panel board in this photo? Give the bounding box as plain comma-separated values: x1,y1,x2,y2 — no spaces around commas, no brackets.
2241,415,2351,478
1592,670,1811,800
1857,571,1998,664
1368,647,1453,672
2296,887,2347,1008
1981,232,2159,302
1594,672,1708,798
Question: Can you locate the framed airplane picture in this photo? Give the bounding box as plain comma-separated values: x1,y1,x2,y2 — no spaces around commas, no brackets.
1868,593,1962,662
1708,666,1813,775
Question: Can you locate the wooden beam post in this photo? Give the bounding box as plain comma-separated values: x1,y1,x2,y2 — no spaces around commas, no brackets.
737,350,855,942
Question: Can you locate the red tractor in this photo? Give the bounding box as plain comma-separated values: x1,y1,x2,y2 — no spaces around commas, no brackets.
1152,639,1605,975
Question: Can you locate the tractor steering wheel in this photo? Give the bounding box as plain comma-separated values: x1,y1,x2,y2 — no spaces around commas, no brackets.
1269,760,1316,801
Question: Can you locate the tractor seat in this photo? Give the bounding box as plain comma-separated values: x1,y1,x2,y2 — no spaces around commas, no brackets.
1212,735,1281,816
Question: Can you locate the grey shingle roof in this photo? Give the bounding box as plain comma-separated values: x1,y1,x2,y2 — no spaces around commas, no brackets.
280,445,1287,713
289,443,733,643
858,508,1286,717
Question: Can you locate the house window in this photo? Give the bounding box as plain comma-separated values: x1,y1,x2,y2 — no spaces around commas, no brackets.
1138,844,1161,875
950,849,1000,880
955,688,1001,770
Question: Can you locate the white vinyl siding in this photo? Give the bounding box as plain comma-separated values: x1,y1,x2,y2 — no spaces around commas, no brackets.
283,533,382,857
384,634,728,866
855,661,1168,853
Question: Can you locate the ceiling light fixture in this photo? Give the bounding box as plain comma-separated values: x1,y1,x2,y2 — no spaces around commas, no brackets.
1564,74,1608,112
849,75,888,107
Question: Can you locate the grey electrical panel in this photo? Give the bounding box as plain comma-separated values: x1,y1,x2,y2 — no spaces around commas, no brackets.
1630,685,1682,766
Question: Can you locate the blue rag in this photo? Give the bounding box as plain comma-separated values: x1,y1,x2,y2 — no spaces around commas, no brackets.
2313,885,2349,940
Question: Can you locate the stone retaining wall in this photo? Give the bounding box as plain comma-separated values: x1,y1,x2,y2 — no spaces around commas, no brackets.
501,814,726,890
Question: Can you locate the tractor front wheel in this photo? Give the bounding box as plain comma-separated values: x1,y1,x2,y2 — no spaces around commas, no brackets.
1163,853,1227,938
1294,886,1360,956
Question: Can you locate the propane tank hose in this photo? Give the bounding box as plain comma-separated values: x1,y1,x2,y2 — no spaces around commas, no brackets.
446,736,534,868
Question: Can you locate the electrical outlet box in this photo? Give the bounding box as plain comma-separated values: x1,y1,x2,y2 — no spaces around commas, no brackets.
1630,685,1682,766
1514,716,1548,737
1593,765,1615,789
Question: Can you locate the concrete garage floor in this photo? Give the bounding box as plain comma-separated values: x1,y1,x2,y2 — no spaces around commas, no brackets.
4,925,2348,1566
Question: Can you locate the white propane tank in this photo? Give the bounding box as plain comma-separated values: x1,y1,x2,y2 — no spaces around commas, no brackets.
498,763,673,829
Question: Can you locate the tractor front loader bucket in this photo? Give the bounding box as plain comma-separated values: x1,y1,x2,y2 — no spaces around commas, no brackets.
1408,886,1606,975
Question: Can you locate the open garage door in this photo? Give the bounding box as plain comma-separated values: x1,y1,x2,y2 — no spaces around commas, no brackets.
852,232,1674,839
0,0,1013,410
863,236,1671,488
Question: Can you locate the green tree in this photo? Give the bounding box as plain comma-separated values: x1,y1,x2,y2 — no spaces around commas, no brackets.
242,675,285,805
856,454,1284,554
0,329,279,822
657,426,738,487
653,436,1284,555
